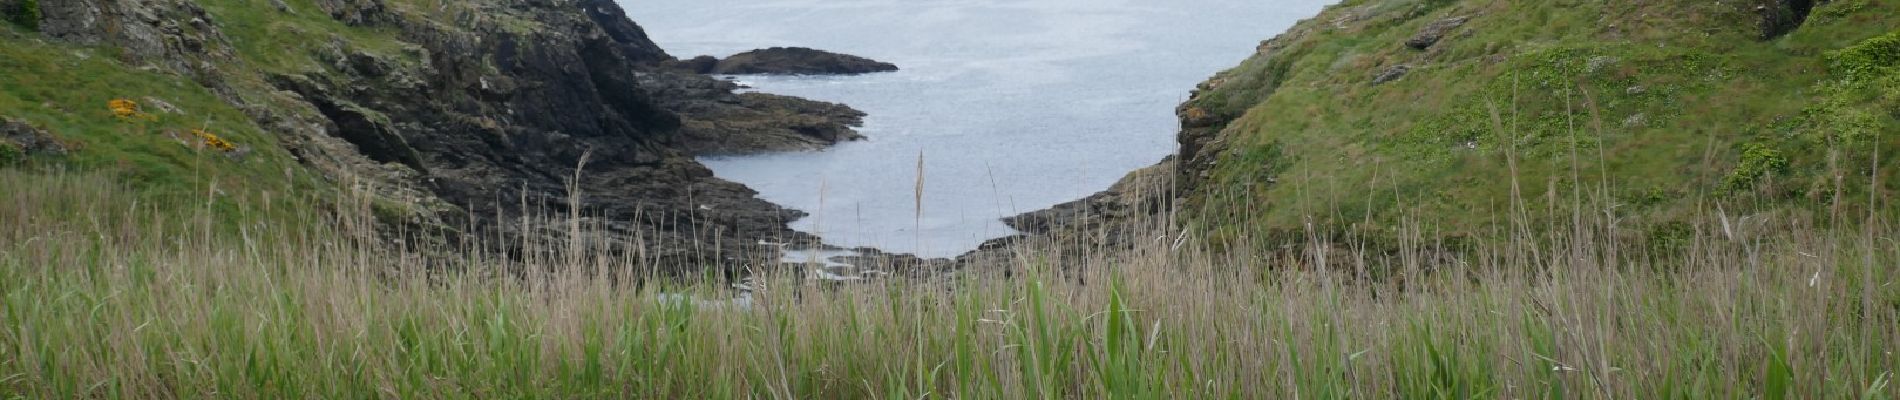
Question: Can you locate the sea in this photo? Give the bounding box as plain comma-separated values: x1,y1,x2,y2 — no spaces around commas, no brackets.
623,0,1334,257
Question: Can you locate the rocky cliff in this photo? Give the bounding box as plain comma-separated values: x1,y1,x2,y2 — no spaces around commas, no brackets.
1,0,878,271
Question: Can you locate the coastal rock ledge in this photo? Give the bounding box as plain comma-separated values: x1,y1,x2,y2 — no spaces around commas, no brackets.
672,47,899,75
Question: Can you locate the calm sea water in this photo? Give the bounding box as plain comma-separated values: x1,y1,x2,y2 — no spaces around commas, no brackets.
623,0,1333,257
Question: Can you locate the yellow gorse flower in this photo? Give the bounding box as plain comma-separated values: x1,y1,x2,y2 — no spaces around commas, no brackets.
108,99,138,117
109,99,157,122
191,128,237,152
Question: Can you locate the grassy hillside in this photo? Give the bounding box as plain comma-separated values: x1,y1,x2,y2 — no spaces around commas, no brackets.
1177,0,1899,247
0,0,568,195
0,0,434,205
0,25,335,235
1,0,1896,398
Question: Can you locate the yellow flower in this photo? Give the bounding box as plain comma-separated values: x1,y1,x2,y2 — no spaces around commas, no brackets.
108,99,157,122
191,128,237,152
108,99,138,117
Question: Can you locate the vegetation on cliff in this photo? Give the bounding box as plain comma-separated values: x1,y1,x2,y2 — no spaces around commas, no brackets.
1,24,322,229
1,0,874,271
1,0,1896,398
1173,0,1899,250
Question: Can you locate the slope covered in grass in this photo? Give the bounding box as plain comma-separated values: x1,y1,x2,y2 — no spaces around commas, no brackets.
1175,0,1900,246
0,25,329,232
1,0,1896,398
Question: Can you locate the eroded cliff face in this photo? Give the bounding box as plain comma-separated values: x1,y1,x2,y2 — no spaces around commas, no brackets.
19,0,870,271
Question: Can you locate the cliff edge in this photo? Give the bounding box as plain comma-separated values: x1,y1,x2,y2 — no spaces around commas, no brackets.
0,0,879,272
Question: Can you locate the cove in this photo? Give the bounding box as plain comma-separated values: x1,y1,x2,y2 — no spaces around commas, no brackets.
626,0,1334,257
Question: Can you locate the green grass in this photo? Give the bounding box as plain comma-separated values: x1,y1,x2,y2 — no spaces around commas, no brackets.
192,0,413,73
0,167,1895,398
0,0,606,217
2,0,1898,397
0,32,296,191
1182,0,1900,247
0,26,328,235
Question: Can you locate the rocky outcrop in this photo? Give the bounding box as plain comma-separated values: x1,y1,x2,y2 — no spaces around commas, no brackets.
1,0,36,30
36,0,236,80
1372,65,1410,85
1002,160,1173,236
262,0,857,268
1172,22,1319,197
1404,15,1469,50
24,0,874,273
638,72,868,154
578,0,672,63
954,159,1177,269
689,47,899,75
1757,0,1820,39
309,0,394,27
0,118,68,164
664,55,720,74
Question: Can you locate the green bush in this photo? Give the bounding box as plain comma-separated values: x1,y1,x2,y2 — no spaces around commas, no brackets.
0,142,22,166
1828,30,1900,82
1722,142,1791,193
4,0,37,31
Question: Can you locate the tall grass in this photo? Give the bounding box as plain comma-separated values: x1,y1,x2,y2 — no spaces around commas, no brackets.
1,164,1894,399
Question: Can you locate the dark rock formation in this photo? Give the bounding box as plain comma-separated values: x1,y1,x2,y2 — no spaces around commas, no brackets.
637,72,868,154
27,0,874,273
309,0,394,27
833,247,955,275
954,159,1177,269
663,55,721,74
707,47,898,75
1404,15,1469,50
999,160,1173,237
257,0,851,268
578,0,672,63
1372,65,1410,85
1757,0,1820,40
36,0,236,80
0,117,68,163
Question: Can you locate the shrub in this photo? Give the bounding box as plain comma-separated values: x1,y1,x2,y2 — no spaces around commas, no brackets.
0,142,21,166
1722,142,1791,193
1827,30,1900,82
5,0,38,32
